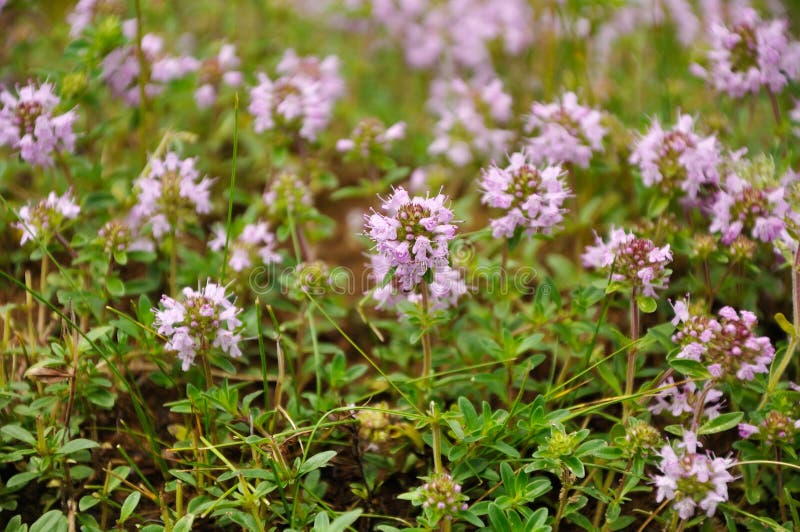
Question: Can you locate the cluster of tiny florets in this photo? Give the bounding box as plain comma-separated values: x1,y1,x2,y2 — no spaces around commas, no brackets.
671,299,775,381
649,378,723,421
525,91,606,168
427,77,512,166
262,172,313,219
98,218,153,255
691,7,800,98
479,151,571,239
130,152,214,239
0,82,77,167
629,114,720,200
15,190,81,246
738,410,800,445
208,221,281,273
336,118,406,159
581,228,672,297
153,281,242,371
364,187,459,295
654,432,735,520
101,19,199,106
194,43,243,108
415,473,469,521
249,49,344,141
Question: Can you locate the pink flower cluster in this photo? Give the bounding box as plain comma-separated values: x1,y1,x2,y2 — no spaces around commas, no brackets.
581,228,672,297
130,152,213,239
671,299,775,381
366,0,534,74
654,431,735,520
479,151,571,239
15,190,81,246
649,378,723,420
0,82,77,167
153,281,242,371
738,410,800,444
364,187,459,295
249,49,344,141
708,153,791,245
337,118,405,159
629,114,720,200
427,77,512,166
102,20,199,106
209,221,281,273
691,7,800,97
525,92,606,168
194,44,243,108
368,253,466,312
415,473,469,521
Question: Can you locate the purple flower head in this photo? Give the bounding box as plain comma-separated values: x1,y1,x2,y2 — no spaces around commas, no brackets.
672,299,775,381
0,82,77,167
709,153,788,245
153,281,242,371
262,172,313,219
368,253,466,313
581,228,672,297
630,114,720,200
479,151,572,239
194,43,243,108
525,92,606,168
691,7,800,97
249,49,344,141
209,220,281,273
130,152,214,239
653,431,735,520
427,77,512,166
649,378,724,420
364,186,460,295
101,20,199,106
738,410,800,446
14,190,81,246
337,118,406,159
409,472,469,522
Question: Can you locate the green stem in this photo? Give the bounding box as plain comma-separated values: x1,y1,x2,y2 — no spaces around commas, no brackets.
220,93,239,282
308,307,322,398
37,254,49,339
430,402,443,476
624,289,640,422
421,282,433,386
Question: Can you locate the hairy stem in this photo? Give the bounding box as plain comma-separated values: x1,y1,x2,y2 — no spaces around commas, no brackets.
624,289,640,421
421,282,433,385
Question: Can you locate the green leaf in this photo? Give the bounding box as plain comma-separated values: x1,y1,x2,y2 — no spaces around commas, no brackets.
79,495,101,512
2,425,36,446
326,509,363,532
7,471,39,489
298,451,337,476
172,515,194,532
636,295,657,314
668,358,711,379
106,276,125,297
57,438,99,455
30,511,67,532
118,491,141,523
698,412,743,435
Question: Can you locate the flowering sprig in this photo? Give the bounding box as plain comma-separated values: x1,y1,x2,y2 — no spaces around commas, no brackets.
194,43,243,108
364,187,458,294
479,151,571,239
209,221,281,273
671,299,775,381
581,227,672,298
738,410,800,445
368,253,466,312
427,77,512,166
525,91,606,168
153,280,242,371
691,7,800,98
336,118,405,163
101,20,199,106
653,431,735,520
0,82,77,167
15,190,81,246
130,151,214,239
649,378,723,421
629,114,720,201
249,49,344,141
400,473,469,525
